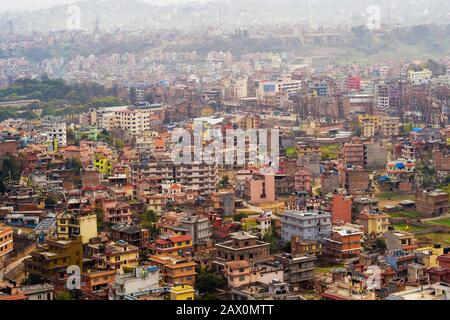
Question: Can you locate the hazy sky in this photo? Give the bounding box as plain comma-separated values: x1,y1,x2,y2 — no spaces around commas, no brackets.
0,0,204,12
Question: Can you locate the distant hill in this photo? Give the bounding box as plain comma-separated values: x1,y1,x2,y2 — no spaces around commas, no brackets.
1,0,450,33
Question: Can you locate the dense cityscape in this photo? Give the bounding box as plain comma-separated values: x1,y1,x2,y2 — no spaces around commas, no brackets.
0,0,449,304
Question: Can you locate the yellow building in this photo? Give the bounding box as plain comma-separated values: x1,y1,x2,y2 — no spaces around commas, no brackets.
416,246,445,268
95,241,139,271
57,213,98,244
24,235,83,279
358,114,381,126
170,284,195,300
94,154,112,174
358,210,390,238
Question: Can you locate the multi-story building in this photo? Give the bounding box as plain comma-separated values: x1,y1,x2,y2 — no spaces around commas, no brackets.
331,193,352,224
56,212,98,245
0,223,13,264
340,166,370,194
380,117,400,137
408,68,432,86
135,157,217,195
101,199,132,224
148,254,197,287
323,225,364,260
110,224,149,248
214,231,271,270
290,236,322,256
211,189,235,216
24,235,83,280
343,139,366,168
243,173,275,205
357,210,390,238
415,190,449,217
42,116,67,149
81,269,116,300
151,235,193,256
384,230,418,252
98,106,162,136
93,240,139,271
275,252,316,289
180,215,212,248
281,210,332,242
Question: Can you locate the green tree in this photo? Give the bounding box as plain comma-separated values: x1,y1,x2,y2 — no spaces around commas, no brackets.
129,87,137,105
374,238,386,252
196,269,226,294
218,175,230,189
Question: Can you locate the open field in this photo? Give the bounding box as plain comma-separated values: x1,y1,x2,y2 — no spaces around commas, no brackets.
388,210,420,219
424,218,450,227
416,233,450,246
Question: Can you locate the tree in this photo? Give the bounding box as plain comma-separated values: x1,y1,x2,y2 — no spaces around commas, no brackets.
45,196,57,207
218,175,230,189
65,158,82,175
196,269,225,294
233,212,247,222
374,238,386,252
283,241,292,253
129,87,137,105
21,274,44,286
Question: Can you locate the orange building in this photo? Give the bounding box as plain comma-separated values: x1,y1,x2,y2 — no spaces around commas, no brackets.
331,193,352,224
323,226,363,260
82,270,116,300
148,254,197,287
0,223,14,264
150,235,193,256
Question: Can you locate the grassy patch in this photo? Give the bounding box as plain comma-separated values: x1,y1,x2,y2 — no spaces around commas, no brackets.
424,218,450,227
320,144,341,161
416,233,450,245
389,210,419,219
393,223,426,232
377,192,415,201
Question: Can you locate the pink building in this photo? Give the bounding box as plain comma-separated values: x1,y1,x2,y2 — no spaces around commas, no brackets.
101,199,132,224
244,173,275,204
294,169,312,194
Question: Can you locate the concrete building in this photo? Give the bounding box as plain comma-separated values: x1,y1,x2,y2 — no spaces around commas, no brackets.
244,173,275,205
180,214,212,247
149,254,197,287
274,253,316,289
383,230,417,252
331,193,352,224
214,231,271,270
343,139,366,168
323,225,364,260
0,223,13,264
415,189,449,217
24,235,83,280
281,210,332,242
357,210,390,238
380,117,400,137
212,189,235,216
109,266,160,300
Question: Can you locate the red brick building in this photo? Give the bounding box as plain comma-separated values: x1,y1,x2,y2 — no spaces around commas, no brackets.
331,193,352,224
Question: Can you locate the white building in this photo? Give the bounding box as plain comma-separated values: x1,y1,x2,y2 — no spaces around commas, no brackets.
281,210,332,242
42,116,67,148
108,266,160,300
408,68,432,86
